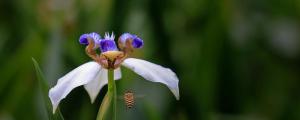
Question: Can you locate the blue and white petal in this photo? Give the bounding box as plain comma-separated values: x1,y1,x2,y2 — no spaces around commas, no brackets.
49,62,101,113
84,68,122,103
121,58,180,100
99,39,118,52
79,32,101,49
119,33,144,49
89,32,101,42
99,32,118,52
119,33,132,44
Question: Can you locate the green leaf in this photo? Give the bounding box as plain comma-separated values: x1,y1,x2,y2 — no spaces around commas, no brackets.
97,92,111,120
32,58,65,120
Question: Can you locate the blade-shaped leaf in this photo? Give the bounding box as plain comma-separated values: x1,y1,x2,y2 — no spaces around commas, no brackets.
32,58,64,120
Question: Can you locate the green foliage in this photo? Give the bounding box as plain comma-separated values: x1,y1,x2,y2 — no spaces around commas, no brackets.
32,58,64,120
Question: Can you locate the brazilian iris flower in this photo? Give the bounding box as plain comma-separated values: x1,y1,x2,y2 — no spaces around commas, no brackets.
49,32,180,113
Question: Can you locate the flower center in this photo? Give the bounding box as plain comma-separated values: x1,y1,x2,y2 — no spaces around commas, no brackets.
99,51,126,69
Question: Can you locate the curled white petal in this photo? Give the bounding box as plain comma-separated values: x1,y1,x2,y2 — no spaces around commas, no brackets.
122,58,180,100
84,68,122,103
49,61,101,113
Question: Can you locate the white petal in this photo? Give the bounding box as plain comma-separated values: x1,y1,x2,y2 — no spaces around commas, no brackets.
49,61,101,113
122,58,180,100
84,68,122,103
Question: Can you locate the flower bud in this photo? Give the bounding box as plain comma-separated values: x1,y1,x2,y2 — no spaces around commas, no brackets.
118,33,144,50
79,32,101,49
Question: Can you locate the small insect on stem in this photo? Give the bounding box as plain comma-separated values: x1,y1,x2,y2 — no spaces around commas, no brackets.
123,90,135,109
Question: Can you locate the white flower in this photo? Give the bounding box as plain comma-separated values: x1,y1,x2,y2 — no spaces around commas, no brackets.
49,32,180,113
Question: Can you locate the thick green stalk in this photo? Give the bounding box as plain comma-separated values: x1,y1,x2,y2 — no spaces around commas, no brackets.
108,69,117,120
96,69,117,120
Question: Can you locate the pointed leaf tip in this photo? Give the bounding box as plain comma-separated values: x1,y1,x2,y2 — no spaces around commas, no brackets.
32,58,65,120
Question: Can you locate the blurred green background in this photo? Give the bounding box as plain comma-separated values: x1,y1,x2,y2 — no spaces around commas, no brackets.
1,0,300,120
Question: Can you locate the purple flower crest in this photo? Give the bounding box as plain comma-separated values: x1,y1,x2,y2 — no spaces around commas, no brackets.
79,32,144,53
79,32,101,45
99,32,118,52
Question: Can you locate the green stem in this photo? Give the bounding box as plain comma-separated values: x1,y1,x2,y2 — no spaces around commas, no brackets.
108,69,117,120
96,69,117,120
96,92,111,120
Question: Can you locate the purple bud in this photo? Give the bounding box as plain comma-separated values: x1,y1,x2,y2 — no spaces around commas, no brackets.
79,32,101,45
119,33,133,44
118,33,144,49
132,36,144,48
79,34,89,45
100,39,118,52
